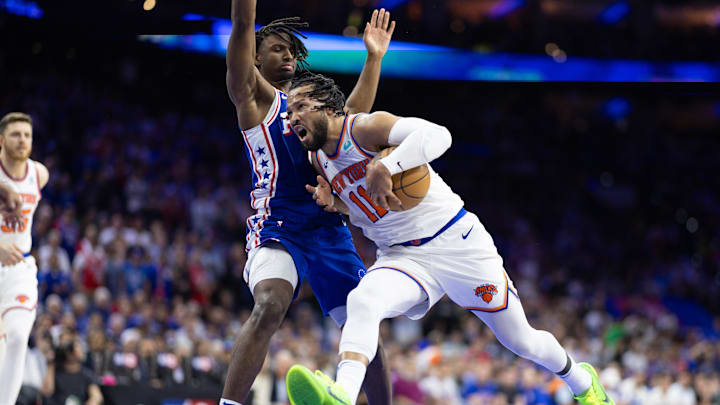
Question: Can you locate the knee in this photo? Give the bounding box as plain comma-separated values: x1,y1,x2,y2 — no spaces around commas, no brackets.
346,287,379,318
4,319,32,347
248,285,292,331
501,329,543,361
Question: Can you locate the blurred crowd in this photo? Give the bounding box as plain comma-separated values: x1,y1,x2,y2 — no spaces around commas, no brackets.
2,35,720,405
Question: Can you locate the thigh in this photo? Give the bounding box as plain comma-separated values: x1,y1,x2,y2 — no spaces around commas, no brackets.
352,267,429,319
244,241,300,298
412,212,518,313
304,231,365,325
367,253,445,320
0,259,38,318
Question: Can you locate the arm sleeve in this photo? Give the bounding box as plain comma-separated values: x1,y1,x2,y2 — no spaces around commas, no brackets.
378,117,452,175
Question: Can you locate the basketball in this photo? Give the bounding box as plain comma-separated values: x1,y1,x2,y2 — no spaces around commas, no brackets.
372,146,430,211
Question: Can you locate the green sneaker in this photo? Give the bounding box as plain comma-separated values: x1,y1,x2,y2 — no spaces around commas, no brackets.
574,363,615,405
286,364,351,405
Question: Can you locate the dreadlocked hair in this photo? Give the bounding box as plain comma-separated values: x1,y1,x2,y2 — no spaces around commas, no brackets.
256,17,310,71
291,72,346,117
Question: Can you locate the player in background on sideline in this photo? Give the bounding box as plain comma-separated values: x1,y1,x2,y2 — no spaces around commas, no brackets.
284,73,615,405
0,112,50,405
221,1,396,404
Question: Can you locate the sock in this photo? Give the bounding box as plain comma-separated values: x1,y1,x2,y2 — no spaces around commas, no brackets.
219,399,242,405
336,359,367,405
556,353,592,395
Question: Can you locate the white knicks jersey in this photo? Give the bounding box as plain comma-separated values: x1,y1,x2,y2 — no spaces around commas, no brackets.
313,114,464,247
0,159,42,253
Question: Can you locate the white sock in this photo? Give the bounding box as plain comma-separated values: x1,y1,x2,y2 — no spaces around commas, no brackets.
336,359,367,405
219,399,242,405
557,355,592,395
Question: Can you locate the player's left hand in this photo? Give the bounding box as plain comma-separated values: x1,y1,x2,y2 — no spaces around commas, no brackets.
363,8,396,58
366,160,402,211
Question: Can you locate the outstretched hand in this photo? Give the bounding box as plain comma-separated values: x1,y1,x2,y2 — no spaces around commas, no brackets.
363,8,396,58
306,175,338,213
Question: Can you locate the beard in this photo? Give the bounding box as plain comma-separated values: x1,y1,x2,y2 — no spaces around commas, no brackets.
5,145,31,161
305,115,328,152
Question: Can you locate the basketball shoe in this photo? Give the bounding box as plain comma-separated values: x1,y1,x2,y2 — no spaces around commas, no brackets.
574,363,615,405
286,364,351,405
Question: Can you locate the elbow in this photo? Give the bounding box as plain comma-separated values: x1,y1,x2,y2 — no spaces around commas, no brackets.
437,126,452,152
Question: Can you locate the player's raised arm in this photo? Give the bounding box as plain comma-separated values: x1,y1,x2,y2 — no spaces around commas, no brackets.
345,9,396,114
226,0,276,129
353,112,452,209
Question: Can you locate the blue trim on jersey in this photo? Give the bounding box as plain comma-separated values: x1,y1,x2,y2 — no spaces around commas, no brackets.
325,115,349,159
23,252,31,257
392,207,467,247
349,115,375,159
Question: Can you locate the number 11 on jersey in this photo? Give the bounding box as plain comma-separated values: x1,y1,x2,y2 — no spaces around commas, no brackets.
348,185,387,222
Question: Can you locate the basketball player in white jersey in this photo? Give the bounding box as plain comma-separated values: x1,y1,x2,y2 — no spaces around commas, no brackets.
0,112,49,405
283,73,614,405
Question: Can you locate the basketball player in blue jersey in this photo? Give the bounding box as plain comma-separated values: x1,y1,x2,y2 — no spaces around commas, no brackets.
284,73,615,405
220,1,396,404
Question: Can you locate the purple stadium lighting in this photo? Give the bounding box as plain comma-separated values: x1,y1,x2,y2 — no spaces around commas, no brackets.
489,0,525,18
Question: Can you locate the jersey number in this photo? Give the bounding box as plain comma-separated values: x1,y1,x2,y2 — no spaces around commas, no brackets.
1,209,31,233
280,112,293,136
348,185,387,223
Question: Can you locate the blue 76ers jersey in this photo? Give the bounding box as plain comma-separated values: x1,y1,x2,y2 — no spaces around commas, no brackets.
240,89,344,250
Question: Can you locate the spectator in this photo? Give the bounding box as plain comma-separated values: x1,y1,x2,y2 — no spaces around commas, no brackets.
42,333,103,405
37,229,71,275
73,224,107,294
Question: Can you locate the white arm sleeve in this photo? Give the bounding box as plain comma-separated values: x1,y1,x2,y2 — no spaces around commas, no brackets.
378,117,452,175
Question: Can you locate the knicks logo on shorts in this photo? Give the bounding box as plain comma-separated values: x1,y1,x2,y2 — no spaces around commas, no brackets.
474,284,498,304
15,294,30,304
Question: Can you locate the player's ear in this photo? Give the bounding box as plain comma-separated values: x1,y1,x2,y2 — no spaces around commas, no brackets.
255,52,262,68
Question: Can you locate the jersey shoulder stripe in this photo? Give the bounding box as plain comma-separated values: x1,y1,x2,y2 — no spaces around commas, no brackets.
348,114,375,159
326,115,350,160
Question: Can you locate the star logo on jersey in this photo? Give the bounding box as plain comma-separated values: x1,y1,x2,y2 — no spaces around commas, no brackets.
256,146,266,156
343,140,352,151
323,161,329,169
474,283,499,304
263,172,271,180
15,294,29,304
260,159,269,168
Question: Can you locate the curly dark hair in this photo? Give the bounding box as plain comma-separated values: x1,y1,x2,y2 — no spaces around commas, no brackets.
290,72,346,117
256,17,310,71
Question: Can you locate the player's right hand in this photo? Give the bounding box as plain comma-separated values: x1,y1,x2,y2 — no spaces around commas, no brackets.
306,175,338,213
0,243,24,266
0,186,23,230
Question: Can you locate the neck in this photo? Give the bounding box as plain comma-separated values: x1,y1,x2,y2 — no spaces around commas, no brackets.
0,152,27,179
64,361,81,372
321,114,347,156
272,79,292,93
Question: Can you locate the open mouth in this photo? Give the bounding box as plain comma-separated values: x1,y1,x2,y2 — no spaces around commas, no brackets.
294,126,308,140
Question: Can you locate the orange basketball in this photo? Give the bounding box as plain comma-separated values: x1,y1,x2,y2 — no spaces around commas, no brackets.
372,146,430,211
